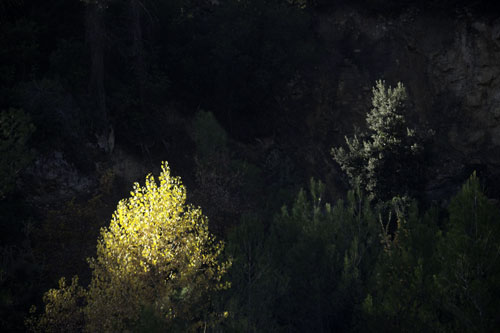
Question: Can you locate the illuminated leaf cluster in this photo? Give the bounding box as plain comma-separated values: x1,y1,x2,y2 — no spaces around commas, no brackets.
30,162,230,332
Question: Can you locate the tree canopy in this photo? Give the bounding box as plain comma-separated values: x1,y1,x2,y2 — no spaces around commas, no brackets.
332,80,429,202
28,162,230,332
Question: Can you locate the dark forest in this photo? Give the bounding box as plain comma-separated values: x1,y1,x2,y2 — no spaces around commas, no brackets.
1,0,500,331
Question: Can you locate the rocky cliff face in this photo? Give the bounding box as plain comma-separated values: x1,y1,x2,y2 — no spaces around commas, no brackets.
309,6,500,200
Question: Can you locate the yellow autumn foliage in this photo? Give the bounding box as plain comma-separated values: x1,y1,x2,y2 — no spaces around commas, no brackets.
29,162,230,332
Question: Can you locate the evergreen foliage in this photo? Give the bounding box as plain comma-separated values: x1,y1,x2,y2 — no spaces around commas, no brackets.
332,81,428,202
363,173,500,332
226,179,380,331
435,172,500,331
363,200,441,332
223,214,275,331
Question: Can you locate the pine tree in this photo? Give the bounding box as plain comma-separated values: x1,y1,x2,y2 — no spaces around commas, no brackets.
332,80,429,202
434,172,500,332
362,200,441,332
227,179,379,331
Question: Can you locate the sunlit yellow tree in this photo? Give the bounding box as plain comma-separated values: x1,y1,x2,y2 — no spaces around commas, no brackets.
29,162,230,332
